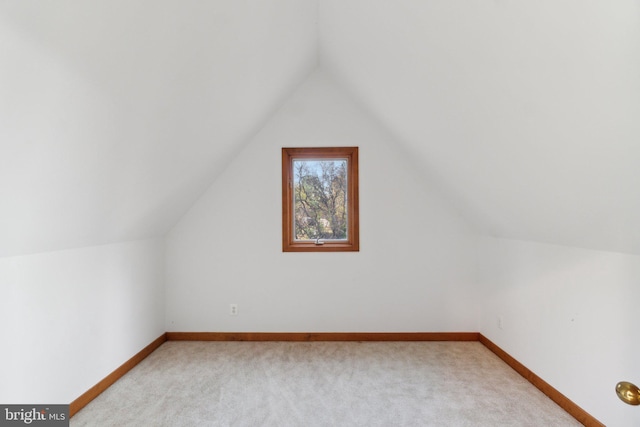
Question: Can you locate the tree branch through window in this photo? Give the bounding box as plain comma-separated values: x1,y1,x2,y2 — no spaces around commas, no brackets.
282,147,359,252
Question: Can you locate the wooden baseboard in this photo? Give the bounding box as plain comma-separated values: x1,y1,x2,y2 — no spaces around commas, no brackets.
478,334,604,427
69,333,167,417
166,331,480,341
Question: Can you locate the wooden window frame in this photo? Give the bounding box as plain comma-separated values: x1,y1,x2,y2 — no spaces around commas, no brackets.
282,147,359,252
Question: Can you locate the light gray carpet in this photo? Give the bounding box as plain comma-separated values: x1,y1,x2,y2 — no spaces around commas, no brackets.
71,341,582,426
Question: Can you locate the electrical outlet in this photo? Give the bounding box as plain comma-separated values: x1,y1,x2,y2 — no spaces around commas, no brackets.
229,304,238,316
498,316,503,330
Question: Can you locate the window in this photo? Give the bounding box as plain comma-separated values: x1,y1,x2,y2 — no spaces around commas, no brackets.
282,147,359,252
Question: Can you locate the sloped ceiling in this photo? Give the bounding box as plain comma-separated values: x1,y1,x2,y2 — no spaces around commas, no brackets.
1,0,639,257
0,0,317,257
320,0,640,255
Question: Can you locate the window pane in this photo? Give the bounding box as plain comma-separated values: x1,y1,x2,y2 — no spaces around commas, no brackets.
293,159,348,241
282,146,358,252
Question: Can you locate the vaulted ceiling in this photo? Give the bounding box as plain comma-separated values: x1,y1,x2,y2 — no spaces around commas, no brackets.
320,1,640,255
1,1,639,257
0,0,317,256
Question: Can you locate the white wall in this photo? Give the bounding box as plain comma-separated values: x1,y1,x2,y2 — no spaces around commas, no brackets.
478,236,640,426
0,238,165,404
166,70,477,333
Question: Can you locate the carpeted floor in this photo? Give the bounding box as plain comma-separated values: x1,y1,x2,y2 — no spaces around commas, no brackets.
71,341,582,426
